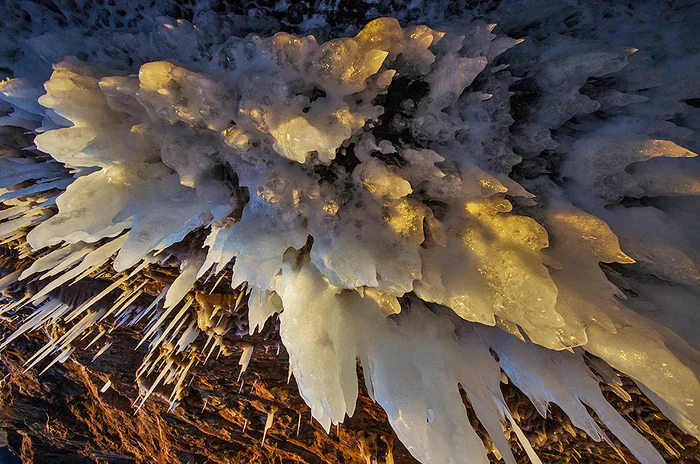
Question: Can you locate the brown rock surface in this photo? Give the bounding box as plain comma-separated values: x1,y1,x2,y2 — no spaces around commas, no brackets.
0,310,699,464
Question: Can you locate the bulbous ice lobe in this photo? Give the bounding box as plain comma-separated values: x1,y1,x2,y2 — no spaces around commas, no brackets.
1,7,699,464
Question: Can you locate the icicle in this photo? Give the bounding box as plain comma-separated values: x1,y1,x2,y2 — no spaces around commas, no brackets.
28,235,127,306
37,347,74,375
91,342,112,361
105,285,145,321
167,312,191,345
132,285,168,325
261,409,275,446
66,273,131,322
202,265,216,285
503,407,543,464
19,245,78,280
163,255,205,309
24,309,105,372
156,296,194,345
0,295,29,318
175,321,200,353
0,300,68,348
0,205,29,221
168,354,197,405
234,289,245,310
113,309,133,329
85,330,106,349
0,269,22,293
137,294,193,349
0,213,48,241
40,246,93,280
0,178,70,202
203,339,218,364
135,359,173,412
237,343,253,381
208,272,226,295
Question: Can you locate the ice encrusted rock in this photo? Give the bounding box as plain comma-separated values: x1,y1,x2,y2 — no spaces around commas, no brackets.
0,2,699,463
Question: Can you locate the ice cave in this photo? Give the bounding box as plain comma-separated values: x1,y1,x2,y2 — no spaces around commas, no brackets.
0,1,699,463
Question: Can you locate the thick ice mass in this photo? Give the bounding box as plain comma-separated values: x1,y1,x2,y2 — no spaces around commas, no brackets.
1,0,699,462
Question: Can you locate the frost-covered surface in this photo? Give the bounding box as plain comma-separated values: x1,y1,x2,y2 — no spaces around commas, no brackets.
1,1,699,463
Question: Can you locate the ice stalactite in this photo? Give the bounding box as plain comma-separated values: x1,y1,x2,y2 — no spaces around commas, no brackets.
0,1,699,463
261,409,275,446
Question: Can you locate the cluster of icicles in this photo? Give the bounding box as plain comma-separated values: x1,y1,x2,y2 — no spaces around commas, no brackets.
0,17,698,464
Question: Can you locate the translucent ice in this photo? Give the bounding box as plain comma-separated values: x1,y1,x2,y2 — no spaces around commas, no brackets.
0,5,699,464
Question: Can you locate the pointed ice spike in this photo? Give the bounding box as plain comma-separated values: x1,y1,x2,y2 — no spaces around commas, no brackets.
208,272,226,295
91,342,112,362
132,285,168,326
237,343,253,381
261,410,275,446
135,360,173,412
100,380,111,393
38,347,75,376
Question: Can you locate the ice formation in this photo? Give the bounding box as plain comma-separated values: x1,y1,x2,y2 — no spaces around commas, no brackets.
0,0,699,463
